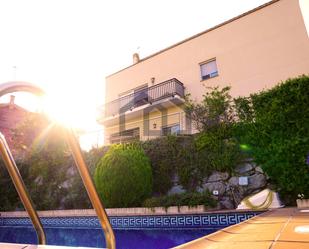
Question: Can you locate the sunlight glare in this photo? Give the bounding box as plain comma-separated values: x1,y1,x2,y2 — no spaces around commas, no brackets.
240,144,251,152
42,95,74,127
41,88,96,131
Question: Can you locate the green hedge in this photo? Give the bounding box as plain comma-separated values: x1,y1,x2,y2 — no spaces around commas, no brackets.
235,75,309,204
143,191,217,209
94,144,152,208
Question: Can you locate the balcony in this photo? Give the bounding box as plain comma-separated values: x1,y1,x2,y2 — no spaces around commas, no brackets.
101,78,185,121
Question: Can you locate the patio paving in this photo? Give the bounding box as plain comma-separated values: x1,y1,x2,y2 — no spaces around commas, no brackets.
174,208,309,249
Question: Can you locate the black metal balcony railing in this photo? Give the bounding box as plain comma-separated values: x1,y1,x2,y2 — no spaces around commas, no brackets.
104,78,185,118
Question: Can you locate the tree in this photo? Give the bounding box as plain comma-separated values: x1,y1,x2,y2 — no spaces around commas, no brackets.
185,86,234,131
185,86,243,173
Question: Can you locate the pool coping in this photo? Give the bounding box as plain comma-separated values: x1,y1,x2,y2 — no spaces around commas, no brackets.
0,206,265,217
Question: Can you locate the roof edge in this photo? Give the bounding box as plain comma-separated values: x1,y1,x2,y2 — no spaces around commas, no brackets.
106,0,280,79
0,103,29,113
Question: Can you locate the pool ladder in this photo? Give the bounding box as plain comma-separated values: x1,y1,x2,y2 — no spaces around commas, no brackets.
0,82,116,249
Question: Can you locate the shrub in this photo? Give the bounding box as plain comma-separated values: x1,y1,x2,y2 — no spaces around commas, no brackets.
235,75,309,204
94,144,152,208
195,124,243,173
185,86,234,132
142,135,210,194
0,158,25,211
184,86,244,174
142,136,180,195
141,86,246,195
143,191,217,209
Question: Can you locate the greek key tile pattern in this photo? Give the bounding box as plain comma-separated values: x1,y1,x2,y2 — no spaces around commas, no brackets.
0,212,261,230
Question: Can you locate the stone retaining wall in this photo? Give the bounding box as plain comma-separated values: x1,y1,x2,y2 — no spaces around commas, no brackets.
168,159,268,209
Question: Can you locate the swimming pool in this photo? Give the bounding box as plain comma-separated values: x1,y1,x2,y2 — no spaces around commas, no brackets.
0,211,261,248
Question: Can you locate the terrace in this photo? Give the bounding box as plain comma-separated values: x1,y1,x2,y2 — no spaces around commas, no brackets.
99,78,185,124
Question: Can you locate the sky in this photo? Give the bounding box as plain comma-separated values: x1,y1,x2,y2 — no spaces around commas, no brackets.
0,0,270,149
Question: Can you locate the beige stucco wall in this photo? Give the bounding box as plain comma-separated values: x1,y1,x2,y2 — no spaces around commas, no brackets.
300,0,309,37
104,105,187,144
103,0,309,142
105,0,309,104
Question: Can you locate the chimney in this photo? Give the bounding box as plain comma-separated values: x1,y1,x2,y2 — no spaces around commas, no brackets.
9,95,15,108
133,53,140,64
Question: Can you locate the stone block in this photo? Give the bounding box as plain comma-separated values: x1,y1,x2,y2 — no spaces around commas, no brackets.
255,166,264,174
228,176,239,186
203,182,226,196
167,184,186,195
207,171,229,182
219,196,235,209
235,163,254,174
247,173,267,191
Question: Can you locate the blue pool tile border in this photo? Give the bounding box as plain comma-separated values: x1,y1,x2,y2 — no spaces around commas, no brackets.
0,211,262,230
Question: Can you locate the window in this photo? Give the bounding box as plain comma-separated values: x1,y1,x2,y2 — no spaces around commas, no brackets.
134,85,148,107
162,124,180,136
110,128,140,144
200,59,218,80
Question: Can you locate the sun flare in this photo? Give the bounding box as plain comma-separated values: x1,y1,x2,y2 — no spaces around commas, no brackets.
41,91,97,131
3,84,104,150
38,90,103,149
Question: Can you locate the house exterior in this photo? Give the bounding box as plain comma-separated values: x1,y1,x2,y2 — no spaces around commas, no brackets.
0,95,30,155
99,0,309,144
0,95,46,158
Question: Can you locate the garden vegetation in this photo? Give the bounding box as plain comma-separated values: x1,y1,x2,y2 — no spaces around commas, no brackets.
94,144,152,208
234,75,309,204
0,75,307,210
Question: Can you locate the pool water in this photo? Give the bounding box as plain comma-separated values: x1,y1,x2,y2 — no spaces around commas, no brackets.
0,226,217,249
0,212,262,248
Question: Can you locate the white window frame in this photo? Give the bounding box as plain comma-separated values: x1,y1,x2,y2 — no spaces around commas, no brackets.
200,59,218,80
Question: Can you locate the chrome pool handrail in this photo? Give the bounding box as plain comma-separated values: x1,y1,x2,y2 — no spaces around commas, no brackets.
64,127,116,249
0,133,46,245
0,81,116,249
